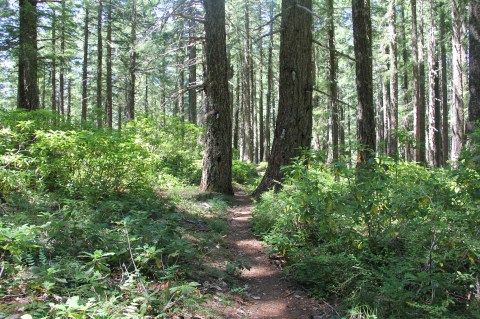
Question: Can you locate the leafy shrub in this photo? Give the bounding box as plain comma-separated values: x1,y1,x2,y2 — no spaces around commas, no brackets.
253,151,480,318
232,160,258,185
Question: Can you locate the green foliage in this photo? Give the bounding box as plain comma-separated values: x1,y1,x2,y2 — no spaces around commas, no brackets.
253,151,480,318
231,160,259,186
0,110,222,318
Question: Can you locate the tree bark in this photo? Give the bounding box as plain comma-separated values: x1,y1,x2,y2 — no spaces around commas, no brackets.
105,0,113,128
412,0,426,163
253,0,313,196
468,0,480,132
264,1,275,161
51,9,57,113
427,0,441,167
451,0,465,164
81,4,89,122
126,0,137,122
327,0,339,164
96,0,103,127
440,6,449,165
388,0,398,158
188,5,197,124
200,0,233,195
59,0,66,115
18,0,39,110
352,0,375,167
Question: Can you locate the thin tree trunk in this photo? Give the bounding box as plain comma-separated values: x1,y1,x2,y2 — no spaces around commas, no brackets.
126,0,137,121
59,0,66,115
200,0,233,194
264,1,275,161
388,0,398,158
412,0,426,163
440,6,449,165
352,0,375,167
327,0,339,164
96,0,103,127
427,0,441,167
243,0,254,162
401,1,412,161
188,5,197,124
51,9,57,113
451,0,464,164
105,0,113,128
81,4,89,122
258,3,265,162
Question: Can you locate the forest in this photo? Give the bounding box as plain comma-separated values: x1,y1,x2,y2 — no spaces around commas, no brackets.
0,0,479,318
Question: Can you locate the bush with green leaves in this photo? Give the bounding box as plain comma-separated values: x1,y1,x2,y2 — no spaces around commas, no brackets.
253,151,480,318
232,160,259,186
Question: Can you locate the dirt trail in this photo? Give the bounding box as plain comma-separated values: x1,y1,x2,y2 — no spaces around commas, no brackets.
225,191,319,319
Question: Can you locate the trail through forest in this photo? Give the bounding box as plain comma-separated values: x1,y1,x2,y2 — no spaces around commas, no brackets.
221,191,320,319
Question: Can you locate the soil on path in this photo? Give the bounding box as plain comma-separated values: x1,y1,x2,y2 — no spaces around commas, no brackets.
224,191,320,319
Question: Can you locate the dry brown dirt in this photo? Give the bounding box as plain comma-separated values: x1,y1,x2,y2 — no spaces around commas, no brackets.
221,191,321,319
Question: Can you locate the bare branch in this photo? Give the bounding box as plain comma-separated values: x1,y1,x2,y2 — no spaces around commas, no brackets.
313,88,353,109
312,39,355,62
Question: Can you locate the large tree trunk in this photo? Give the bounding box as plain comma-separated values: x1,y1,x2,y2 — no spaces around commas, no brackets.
388,0,398,158
105,0,113,128
352,0,375,167
81,4,89,122
200,0,233,195
468,0,480,132
451,0,465,164
253,0,313,196
18,0,39,110
96,0,103,127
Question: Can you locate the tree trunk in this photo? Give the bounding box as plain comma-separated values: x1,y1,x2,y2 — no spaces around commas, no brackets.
59,0,66,115
126,0,137,121
388,0,398,158
352,0,375,167
51,9,57,113
96,0,103,127
327,0,339,164
451,0,464,164
258,3,265,162
18,0,39,110
468,0,480,132
188,6,197,124
81,4,89,122
440,6,449,165
200,0,233,195
253,0,313,196
427,0,441,167
106,0,113,128
412,0,426,163
264,1,275,161
243,0,254,162
401,1,412,161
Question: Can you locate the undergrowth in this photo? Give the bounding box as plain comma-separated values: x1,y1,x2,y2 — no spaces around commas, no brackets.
253,142,480,318
0,110,235,318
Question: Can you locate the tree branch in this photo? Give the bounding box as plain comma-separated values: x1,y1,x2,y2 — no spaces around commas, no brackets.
312,40,355,62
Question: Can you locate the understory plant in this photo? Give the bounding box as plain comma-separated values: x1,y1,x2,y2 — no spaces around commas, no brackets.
253,149,480,318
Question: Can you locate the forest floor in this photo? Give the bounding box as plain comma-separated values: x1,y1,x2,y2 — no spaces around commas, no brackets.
196,191,324,319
